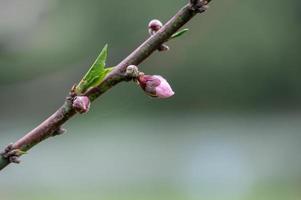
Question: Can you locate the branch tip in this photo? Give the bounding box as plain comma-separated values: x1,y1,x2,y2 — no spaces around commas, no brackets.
0,143,24,164
189,0,210,13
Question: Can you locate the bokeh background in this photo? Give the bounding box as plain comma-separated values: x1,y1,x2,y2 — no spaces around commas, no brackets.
1,0,301,199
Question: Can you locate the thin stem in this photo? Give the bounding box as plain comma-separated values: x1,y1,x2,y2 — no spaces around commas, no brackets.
0,1,212,171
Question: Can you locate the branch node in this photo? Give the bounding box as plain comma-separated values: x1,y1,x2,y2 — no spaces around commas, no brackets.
52,127,66,136
69,84,77,97
0,143,24,164
65,84,77,106
158,44,170,52
189,0,210,13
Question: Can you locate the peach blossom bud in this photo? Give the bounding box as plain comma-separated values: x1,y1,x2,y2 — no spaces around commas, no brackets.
72,96,90,113
138,75,175,98
148,19,163,35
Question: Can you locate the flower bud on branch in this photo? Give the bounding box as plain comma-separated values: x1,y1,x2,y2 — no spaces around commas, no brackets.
72,96,90,114
148,19,169,52
138,75,175,98
148,19,163,35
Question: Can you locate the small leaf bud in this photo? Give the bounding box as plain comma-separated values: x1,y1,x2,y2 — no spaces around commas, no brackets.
158,44,170,51
126,65,139,78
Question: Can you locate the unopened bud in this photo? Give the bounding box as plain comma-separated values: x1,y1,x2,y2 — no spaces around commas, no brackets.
126,65,139,78
148,19,163,35
138,75,175,99
72,96,90,114
148,19,170,51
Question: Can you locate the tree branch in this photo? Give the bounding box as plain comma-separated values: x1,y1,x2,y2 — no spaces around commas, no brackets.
0,0,212,171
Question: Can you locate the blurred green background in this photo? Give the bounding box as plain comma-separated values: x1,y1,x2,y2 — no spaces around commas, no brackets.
0,0,301,200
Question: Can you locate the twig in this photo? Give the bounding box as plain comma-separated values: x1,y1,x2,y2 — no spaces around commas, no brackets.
0,0,212,171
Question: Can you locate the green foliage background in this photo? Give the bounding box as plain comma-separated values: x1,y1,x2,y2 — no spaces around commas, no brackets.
0,0,300,200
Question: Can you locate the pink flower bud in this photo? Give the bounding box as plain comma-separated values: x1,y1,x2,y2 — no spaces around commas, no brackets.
72,96,90,113
148,19,163,35
138,75,175,98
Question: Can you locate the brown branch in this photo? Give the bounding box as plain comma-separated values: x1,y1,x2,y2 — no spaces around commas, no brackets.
0,0,212,171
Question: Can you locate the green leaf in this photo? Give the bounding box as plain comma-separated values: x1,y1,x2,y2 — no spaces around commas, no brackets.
171,29,189,39
103,67,114,78
76,44,109,94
